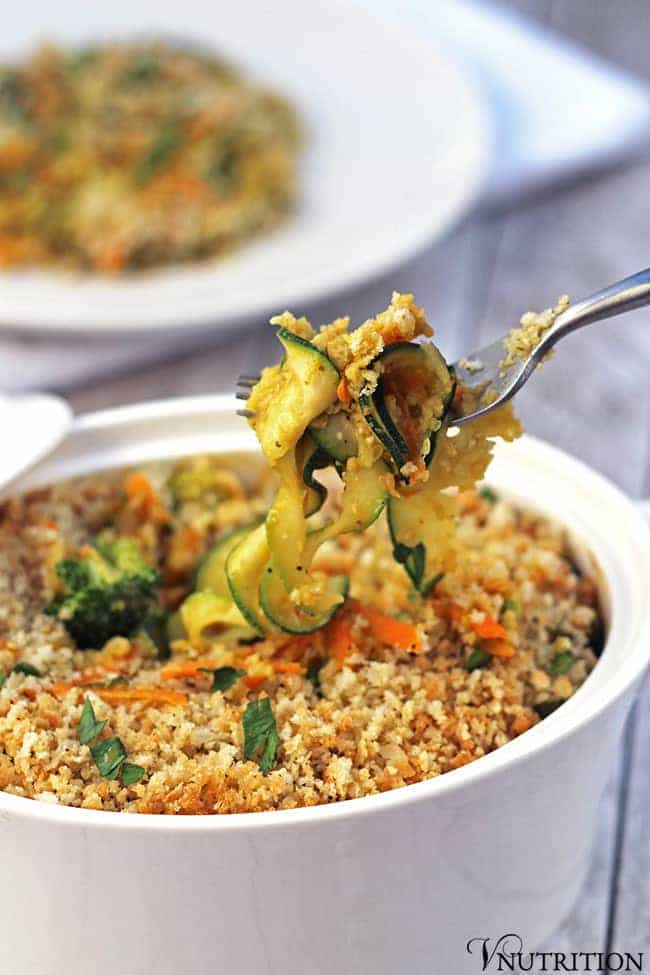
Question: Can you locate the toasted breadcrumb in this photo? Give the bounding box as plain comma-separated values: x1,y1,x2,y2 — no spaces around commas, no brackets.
0,456,601,814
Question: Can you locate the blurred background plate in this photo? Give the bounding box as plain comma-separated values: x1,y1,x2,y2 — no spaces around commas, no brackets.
0,0,488,335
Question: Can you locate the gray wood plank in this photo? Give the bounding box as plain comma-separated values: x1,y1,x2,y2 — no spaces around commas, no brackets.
609,675,650,955
474,159,650,496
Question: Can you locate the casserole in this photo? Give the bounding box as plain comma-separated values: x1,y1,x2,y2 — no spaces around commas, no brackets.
2,395,648,975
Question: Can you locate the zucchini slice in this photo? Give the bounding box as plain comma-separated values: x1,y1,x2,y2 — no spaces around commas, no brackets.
299,435,330,516
360,342,454,477
309,411,358,462
248,329,339,463
194,525,253,596
303,459,389,564
225,524,270,636
265,451,309,591
260,564,349,634
180,591,255,644
387,483,455,593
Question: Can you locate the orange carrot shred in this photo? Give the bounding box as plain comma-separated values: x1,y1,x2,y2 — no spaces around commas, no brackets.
471,616,508,641
327,615,356,664
349,599,422,653
271,660,304,675
483,638,516,659
336,377,352,404
160,659,218,682
243,674,266,690
95,687,187,707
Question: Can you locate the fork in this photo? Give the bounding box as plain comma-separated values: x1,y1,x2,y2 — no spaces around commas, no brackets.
236,268,650,425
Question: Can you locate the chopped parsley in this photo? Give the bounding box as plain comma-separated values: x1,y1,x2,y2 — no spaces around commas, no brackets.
141,608,171,660
12,661,43,677
503,597,520,615
307,658,326,690
465,647,491,672
199,665,245,693
77,697,107,745
421,572,445,597
89,737,127,780
550,650,575,676
479,486,499,504
534,699,564,720
243,697,280,773
121,762,146,786
135,121,181,185
77,696,145,785
0,670,5,690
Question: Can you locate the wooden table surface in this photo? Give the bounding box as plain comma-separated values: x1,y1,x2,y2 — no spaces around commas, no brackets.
65,1,650,961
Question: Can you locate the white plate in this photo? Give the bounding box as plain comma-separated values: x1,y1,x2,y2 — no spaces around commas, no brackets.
0,0,488,335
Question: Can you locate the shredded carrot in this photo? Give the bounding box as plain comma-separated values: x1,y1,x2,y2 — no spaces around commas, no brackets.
483,638,516,659
94,686,187,708
123,471,171,524
327,615,356,664
349,599,422,653
471,616,508,641
450,750,477,769
432,600,464,624
274,634,314,662
96,243,127,273
271,660,304,676
160,659,218,682
243,674,266,690
511,712,536,735
336,377,352,404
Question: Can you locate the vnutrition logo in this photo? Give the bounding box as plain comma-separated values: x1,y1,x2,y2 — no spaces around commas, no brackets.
466,934,644,972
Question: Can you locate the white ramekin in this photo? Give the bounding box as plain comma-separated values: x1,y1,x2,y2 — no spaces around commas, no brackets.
2,396,649,975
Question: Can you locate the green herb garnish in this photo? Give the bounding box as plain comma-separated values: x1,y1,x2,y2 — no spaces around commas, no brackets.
141,608,171,660
121,762,145,786
534,699,564,720
550,650,575,676
205,147,238,192
0,670,5,690
307,658,326,690
421,572,445,597
479,486,498,504
503,598,520,615
65,49,99,74
243,697,280,773
199,666,245,693
124,55,159,85
77,697,107,745
89,737,127,780
135,121,180,185
465,647,491,672
77,695,145,785
12,661,42,677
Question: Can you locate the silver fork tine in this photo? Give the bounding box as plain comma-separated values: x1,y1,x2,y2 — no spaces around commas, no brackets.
235,390,251,401
451,267,650,426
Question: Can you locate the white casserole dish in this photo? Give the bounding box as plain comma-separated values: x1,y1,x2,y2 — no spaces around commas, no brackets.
1,395,649,975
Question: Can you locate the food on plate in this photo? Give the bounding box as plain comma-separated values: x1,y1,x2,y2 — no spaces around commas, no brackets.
0,295,603,813
0,42,299,272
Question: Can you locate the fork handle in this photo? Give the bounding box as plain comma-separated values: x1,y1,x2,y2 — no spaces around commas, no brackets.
542,267,650,350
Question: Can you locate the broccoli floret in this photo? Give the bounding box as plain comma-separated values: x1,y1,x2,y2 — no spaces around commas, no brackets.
47,538,161,650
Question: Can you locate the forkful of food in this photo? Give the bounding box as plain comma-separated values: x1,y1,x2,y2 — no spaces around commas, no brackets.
237,268,650,434
450,267,650,424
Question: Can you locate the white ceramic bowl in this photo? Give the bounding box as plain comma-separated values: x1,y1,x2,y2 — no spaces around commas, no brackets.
2,396,649,975
0,0,487,335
